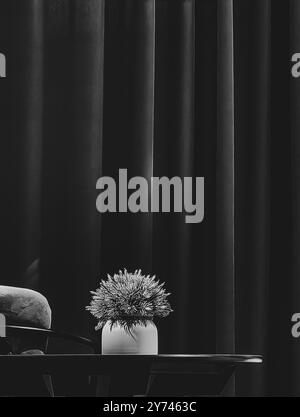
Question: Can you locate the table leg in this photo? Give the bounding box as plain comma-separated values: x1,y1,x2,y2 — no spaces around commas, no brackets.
96,375,111,397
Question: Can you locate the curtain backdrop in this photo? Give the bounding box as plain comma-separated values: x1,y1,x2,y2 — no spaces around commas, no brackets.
0,0,299,396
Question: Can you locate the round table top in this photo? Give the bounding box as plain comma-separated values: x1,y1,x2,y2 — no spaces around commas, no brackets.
0,352,263,370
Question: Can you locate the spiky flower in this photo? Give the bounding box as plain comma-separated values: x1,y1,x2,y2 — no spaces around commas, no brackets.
86,269,172,333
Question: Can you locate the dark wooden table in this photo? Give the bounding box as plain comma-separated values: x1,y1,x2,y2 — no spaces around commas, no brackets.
0,354,262,397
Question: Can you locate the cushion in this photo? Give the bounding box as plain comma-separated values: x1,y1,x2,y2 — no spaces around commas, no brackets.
0,286,51,329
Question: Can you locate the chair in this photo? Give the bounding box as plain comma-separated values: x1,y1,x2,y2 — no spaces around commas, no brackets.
4,324,99,397
0,283,99,396
0,283,53,396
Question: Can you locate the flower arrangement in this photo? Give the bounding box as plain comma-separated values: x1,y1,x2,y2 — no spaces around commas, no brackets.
86,269,172,333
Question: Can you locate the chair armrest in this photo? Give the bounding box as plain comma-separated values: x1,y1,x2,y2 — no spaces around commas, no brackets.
5,325,100,353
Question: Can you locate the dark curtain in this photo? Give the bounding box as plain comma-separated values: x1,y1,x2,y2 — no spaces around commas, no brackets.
0,0,300,396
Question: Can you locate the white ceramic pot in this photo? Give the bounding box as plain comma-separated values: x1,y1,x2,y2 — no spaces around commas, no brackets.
102,320,158,355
